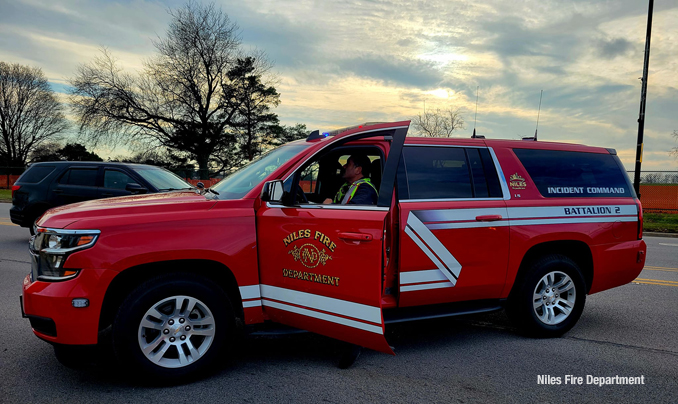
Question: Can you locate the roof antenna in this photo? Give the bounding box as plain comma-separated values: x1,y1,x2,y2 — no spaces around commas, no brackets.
471,86,484,139
523,90,543,141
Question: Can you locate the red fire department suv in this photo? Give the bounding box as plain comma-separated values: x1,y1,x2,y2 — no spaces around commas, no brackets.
22,121,646,380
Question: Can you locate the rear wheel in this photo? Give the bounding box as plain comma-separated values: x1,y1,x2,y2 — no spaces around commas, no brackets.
507,255,586,338
112,273,234,382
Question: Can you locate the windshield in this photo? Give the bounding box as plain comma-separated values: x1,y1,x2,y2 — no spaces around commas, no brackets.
134,167,194,191
211,144,309,199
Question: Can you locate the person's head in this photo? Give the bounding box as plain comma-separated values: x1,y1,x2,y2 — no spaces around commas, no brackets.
343,154,371,183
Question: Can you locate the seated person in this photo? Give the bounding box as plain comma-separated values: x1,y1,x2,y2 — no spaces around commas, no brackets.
323,154,378,205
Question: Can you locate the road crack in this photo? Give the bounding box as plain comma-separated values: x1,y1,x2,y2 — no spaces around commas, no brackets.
565,336,678,356
0,259,30,264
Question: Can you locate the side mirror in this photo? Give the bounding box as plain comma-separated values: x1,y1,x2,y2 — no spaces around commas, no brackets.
125,183,148,194
261,180,284,202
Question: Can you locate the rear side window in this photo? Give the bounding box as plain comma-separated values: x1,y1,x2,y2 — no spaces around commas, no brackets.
399,147,503,200
18,166,56,183
58,168,99,187
513,149,631,198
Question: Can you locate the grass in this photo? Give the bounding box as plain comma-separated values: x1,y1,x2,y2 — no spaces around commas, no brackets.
0,189,11,203
644,213,678,233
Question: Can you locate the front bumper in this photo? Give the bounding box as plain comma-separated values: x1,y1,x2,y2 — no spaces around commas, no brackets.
22,267,118,345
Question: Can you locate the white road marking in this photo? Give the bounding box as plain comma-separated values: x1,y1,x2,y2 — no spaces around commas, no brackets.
658,243,678,247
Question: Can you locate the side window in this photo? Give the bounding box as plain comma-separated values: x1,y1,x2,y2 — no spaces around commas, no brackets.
104,170,134,190
399,147,503,200
402,147,472,199
58,168,98,187
513,149,632,198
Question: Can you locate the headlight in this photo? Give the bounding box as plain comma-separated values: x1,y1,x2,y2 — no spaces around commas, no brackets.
29,227,100,281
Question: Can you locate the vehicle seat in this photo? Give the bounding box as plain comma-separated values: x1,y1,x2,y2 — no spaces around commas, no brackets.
370,158,382,191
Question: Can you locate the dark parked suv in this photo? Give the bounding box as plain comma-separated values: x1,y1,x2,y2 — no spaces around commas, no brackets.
10,161,194,233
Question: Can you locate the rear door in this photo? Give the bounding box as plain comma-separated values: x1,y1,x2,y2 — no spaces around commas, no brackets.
51,166,100,205
255,124,408,353
396,144,511,307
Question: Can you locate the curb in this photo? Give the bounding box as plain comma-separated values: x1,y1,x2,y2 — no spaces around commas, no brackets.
644,232,678,238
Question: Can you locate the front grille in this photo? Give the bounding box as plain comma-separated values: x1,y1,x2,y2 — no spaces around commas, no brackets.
28,315,57,337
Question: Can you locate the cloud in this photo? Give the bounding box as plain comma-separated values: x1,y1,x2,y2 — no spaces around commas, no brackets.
337,55,444,88
598,37,633,58
0,0,676,170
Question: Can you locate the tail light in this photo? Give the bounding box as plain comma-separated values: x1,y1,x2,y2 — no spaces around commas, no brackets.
11,185,21,199
635,199,643,240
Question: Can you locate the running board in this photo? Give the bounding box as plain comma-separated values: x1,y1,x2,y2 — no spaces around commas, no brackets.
383,299,505,324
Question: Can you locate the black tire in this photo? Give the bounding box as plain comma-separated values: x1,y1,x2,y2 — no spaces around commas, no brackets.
507,254,586,338
112,273,235,383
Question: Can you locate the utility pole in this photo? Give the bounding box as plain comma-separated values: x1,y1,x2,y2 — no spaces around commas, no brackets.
633,0,654,197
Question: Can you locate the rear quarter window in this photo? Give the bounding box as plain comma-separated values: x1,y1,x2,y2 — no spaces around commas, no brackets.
513,149,632,198
18,166,56,184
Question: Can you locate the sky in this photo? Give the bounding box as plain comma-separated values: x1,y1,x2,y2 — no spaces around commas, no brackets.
0,0,676,170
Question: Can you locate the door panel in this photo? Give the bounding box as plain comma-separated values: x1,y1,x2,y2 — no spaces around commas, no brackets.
398,201,509,307
256,204,393,354
51,167,100,205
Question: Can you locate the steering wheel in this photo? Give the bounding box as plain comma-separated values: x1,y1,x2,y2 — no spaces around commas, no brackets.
296,184,309,204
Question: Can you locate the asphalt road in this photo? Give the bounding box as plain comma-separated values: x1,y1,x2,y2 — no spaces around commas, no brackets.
0,203,676,403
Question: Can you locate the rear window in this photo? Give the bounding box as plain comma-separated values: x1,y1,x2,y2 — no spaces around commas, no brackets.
18,165,56,184
513,149,632,198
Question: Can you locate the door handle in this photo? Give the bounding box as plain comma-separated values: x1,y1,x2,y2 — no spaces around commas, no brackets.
53,189,63,194
475,215,502,222
338,232,373,242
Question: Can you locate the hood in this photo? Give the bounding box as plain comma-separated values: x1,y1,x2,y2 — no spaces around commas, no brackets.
38,191,217,229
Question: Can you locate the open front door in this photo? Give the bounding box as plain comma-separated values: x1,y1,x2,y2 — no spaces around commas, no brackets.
256,206,392,353
255,125,408,354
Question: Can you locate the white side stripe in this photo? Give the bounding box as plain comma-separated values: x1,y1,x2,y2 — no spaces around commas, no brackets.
260,285,382,325
401,282,454,292
239,285,261,300
509,217,637,226
263,300,383,334
243,300,262,308
400,269,449,285
507,205,637,219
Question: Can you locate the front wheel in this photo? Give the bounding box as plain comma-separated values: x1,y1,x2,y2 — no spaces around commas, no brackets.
507,255,586,338
112,273,234,382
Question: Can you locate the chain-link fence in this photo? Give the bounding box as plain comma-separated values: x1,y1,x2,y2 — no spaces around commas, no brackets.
629,171,678,213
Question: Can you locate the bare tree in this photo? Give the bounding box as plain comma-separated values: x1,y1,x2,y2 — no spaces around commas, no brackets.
411,107,465,137
671,130,678,158
0,62,68,166
69,2,279,178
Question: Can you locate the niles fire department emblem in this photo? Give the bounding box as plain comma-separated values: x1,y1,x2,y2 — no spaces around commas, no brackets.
282,229,340,286
509,173,527,190
283,229,336,269
288,243,332,268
